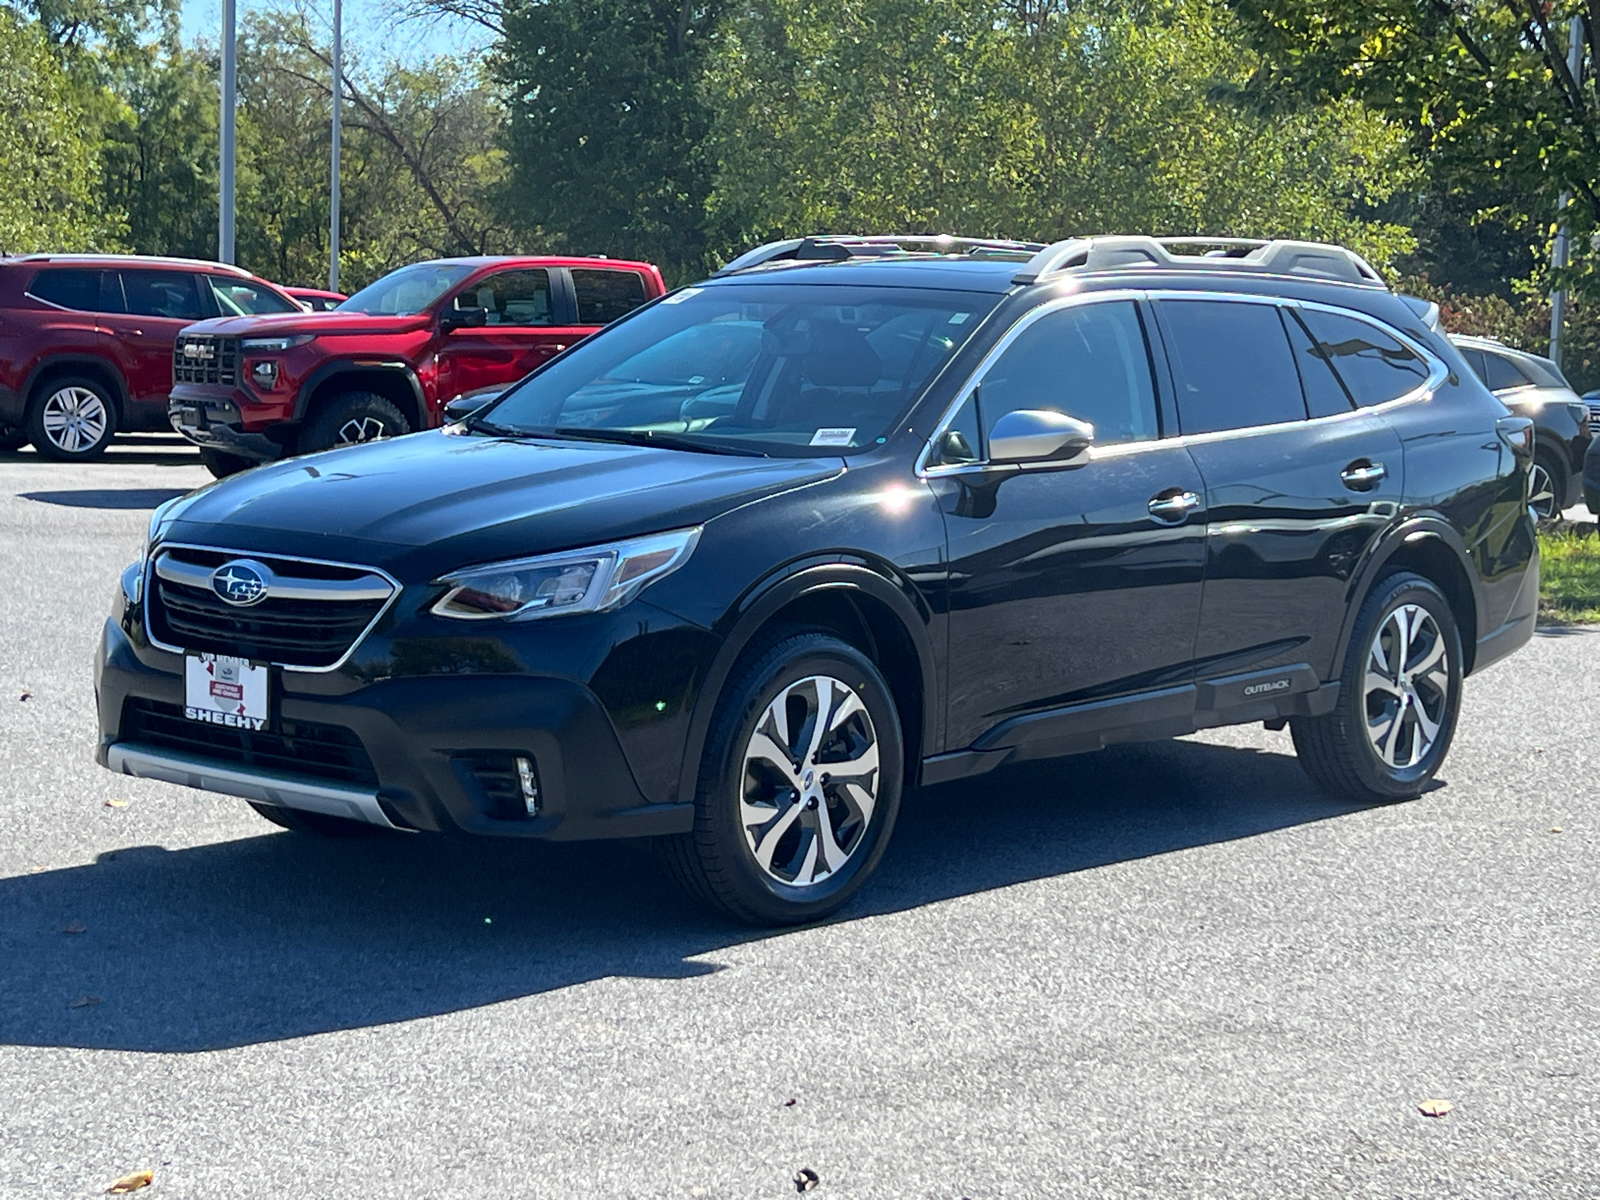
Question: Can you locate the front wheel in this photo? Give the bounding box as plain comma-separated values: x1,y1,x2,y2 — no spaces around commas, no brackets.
1291,571,1462,804
198,446,257,478
298,391,409,455
658,632,903,925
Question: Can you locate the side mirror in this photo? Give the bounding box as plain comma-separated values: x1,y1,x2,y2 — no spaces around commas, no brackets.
988,409,1094,465
441,304,488,332
444,389,500,422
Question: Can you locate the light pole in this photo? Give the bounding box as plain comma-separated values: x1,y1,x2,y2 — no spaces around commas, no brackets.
1551,14,1584,369
219,0,237,264
329,0,342,292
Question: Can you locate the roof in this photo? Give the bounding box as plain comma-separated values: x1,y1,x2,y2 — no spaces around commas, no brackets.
401,255,660,272
0,253,256,277
701,256,1025,293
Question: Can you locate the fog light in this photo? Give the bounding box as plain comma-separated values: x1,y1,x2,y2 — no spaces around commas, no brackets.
515,755,541,816
251,360,279,387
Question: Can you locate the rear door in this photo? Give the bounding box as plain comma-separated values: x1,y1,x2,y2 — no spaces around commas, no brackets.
435,267,571,404
1152,296,1408,689
97,269,208,417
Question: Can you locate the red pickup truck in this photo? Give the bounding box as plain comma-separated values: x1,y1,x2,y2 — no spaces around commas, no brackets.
168,255,666,476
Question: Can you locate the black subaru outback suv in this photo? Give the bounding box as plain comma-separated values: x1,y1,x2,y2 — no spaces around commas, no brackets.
96,235,1539,925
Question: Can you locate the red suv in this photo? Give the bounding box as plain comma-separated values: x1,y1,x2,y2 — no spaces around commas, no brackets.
168,256,666,476
0,255,300,460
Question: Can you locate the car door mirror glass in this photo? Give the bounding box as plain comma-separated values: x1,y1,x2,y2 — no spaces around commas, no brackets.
444,390,499,421
988,409,1094,465
442,304,488,332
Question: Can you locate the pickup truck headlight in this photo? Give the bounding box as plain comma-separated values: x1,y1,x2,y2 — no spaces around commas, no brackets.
241,335,315,352
431,527,702,621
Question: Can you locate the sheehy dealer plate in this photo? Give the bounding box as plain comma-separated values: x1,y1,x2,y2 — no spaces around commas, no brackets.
184,652,269,729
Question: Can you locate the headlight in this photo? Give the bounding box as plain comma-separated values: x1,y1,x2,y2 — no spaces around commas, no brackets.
431,527,702,621
241,335,315,352
1568,401,1589,428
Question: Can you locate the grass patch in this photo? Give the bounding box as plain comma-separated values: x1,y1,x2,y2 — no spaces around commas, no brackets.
1539,522,1600,625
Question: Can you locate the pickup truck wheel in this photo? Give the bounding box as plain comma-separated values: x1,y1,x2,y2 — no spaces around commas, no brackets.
26,376,117,460
299,392,409,454
0,424,25,452
198,447,256,478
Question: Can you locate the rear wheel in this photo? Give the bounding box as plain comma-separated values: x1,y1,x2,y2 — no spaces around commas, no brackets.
247,801,380,838
658,632,903,925
1528,448,1566,523
299,391,409,455
198,446,256,478
1291,571,1462,804
26,376,117,460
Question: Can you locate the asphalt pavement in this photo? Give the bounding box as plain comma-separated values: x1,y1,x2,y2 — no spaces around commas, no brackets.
1,436,1598,1198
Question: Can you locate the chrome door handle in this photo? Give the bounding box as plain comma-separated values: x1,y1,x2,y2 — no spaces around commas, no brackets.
1148,490,1201,523
1340,461,1387,490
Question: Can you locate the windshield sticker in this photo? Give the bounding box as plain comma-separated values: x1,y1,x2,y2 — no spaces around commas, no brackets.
809,427,857,447
661,287,703,305
948,312,972,325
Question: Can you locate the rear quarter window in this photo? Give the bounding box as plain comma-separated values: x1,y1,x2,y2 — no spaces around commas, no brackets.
572,268,648,325
1297,309,1431,406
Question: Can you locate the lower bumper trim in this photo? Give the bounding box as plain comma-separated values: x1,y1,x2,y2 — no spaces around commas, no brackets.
105,742,404,829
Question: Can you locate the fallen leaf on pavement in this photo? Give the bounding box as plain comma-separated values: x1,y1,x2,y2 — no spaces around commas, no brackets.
793,1167,820,1192
19,690,32,701
783,1097,797,1107
61,922,86,934
105,1169,153,1193
1550,826,1564,833
1418,1098,1454,1117
103,798,129,808
69,995,102,1009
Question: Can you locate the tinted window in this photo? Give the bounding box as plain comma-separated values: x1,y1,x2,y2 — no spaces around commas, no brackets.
206,276,296,315
1518,354,1570,389
573,268,648,324
1457,346,1488,384
1483,350,1532,392
1160,300,1305,433
1297,309,1430,406
121,270,204,321
459,269,552,326
29,269,100,311
979,301,1158,445
932,393,983,466
1285,310,1354,418
341,262,475,315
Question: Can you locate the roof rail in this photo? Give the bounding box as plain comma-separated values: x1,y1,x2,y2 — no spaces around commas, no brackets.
714,234,1046,276
1013,236,1386,288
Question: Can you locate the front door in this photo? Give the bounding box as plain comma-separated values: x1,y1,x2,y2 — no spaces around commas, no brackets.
931,296,1208,751
97,269,209,419
435,267,580,403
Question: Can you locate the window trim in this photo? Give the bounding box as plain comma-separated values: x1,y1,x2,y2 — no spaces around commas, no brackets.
916,289,1448,477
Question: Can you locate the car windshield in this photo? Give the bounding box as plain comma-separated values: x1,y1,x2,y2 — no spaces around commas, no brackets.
481,283,999,455
339,262,475,316
208,277,299,316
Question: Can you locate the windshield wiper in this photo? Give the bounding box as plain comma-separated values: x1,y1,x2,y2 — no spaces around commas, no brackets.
464,414,524,437
550,427,768,458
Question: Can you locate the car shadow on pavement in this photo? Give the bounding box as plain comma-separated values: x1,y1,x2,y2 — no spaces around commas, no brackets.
20,488,194,510
0,736,1373,1053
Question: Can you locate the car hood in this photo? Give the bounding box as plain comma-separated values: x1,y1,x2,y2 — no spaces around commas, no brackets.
180,310,433,338
160,430,843,576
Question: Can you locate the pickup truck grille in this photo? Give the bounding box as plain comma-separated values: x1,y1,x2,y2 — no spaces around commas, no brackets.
146,546,397,670
173,335,238,386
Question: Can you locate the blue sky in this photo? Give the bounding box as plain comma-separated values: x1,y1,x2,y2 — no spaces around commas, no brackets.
178,0,491,64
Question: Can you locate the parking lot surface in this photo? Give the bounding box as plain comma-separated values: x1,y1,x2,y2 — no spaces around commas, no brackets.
1,437,1598,1198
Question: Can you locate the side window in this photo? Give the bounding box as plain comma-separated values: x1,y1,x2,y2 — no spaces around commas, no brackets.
461,269,552,327
930,394,982,467
1457,346,1488,385
1283,309,1355,418
1482,351,1532,393
572,268,648,325
206,276,297,315
1158,299,1306,434
28,269,101,311
1296,309,1431,406
978,300,1159,446
121,270,204,321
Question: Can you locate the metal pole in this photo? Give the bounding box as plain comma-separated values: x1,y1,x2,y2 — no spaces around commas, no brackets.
329,0,342,292
219,0,237,264
1551,15,1583,368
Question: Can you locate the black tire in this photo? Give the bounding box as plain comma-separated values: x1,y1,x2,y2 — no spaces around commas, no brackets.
658,631,904,926
298,391,409,455
247,800,381,838
1528,447,1567,523
1291,571,1463,804
25,375,117,461
198,446,257,478
0,424,26,452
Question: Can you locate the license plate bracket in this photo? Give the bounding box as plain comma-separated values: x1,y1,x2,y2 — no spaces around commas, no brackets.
184,653,270,730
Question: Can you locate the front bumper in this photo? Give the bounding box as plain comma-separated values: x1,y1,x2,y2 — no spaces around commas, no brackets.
168,387,286,461
95,616,693,840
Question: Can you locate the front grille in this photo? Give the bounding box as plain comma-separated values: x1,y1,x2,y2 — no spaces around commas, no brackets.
1588,401,1600,431
147,546,394,669
173,335,238,386
122,698,378,788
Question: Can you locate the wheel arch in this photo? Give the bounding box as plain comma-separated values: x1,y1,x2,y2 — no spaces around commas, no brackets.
23,356,129,422
1336,519,1485,677
296,362,426,431
674,559,940,806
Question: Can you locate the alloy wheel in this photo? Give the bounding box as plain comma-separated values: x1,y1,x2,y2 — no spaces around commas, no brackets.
336,415,391,445
1364,603,1450,769
41,386,108,454
1528,461,1560,521
739,675,881,887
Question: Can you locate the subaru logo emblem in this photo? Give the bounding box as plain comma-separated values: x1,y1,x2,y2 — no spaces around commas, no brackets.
211,560,271,607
